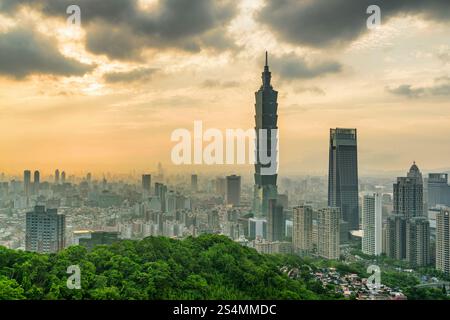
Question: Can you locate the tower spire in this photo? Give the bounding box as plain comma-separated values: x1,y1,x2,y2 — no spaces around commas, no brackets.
262,51,271,88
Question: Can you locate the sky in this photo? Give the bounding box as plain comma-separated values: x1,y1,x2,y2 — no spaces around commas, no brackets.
0,0,450,177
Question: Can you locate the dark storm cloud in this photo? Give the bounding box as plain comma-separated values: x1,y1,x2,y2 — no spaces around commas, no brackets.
103,67,157,83
387,85,425,98
0,27,94,79
387,77,450,98
258,0,450,48
270,53,342,80
1,0,239,61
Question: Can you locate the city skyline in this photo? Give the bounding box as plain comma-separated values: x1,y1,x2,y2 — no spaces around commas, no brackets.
3,0,450,305
1,1,450,175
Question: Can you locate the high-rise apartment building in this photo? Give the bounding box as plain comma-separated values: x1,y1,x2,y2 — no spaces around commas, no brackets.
362,193,383,256
436,208,450,274
385,214,406,260
25,205,65,253
293,205,313,255
406,217,430,267
328,128,359,230
317,207,340,260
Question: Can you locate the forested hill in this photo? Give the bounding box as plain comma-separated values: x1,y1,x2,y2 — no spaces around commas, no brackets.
0,235,340,300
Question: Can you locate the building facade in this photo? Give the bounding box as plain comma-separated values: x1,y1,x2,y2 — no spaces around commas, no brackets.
436,208,450,274
191,174,198,192
386,163,430,266
253,52,278,217
25,205,65,253
317,207,340,260
385,214,406,260
293,205,313,255
328,128,359,230
226,175,241,206
267,199,285,242
142,174,151,194
406,217,430,267
362,193,383,256
393,163,423,219
428,173,450,209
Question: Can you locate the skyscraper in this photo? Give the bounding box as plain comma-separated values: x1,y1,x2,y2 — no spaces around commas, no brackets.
362,193,383,256
385,214,406,260
436,208,450,274
293,205,313,255
215,177,226,198
191,174,198,192
248,217,267,239
317,207,341,260
253,52,278,217
393,162,423,219
428,173,450,209
267,199,284,242
25,205,65,253
33,170,40,194
226,175,241,206
155,182,167,213
61,171,66,184
55,169,60,184
386,162,428,263
406,217,430,267
142,174,151,194
33,170,40,184
328,128,359,230
23,170,31,197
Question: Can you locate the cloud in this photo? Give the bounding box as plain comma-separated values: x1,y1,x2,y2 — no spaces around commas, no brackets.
294,86,326,96
387,84,425,98
103,67,158,83
2,0,239,61
387,77,450,98
437,46,450,64
0,27,94,79
270,53,342,80
202,79,240,88
258,0,450,49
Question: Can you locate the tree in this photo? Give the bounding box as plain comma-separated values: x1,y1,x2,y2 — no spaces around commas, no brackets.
0,277,25,300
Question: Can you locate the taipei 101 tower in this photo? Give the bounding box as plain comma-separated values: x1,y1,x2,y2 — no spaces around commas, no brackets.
253,52,279,217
